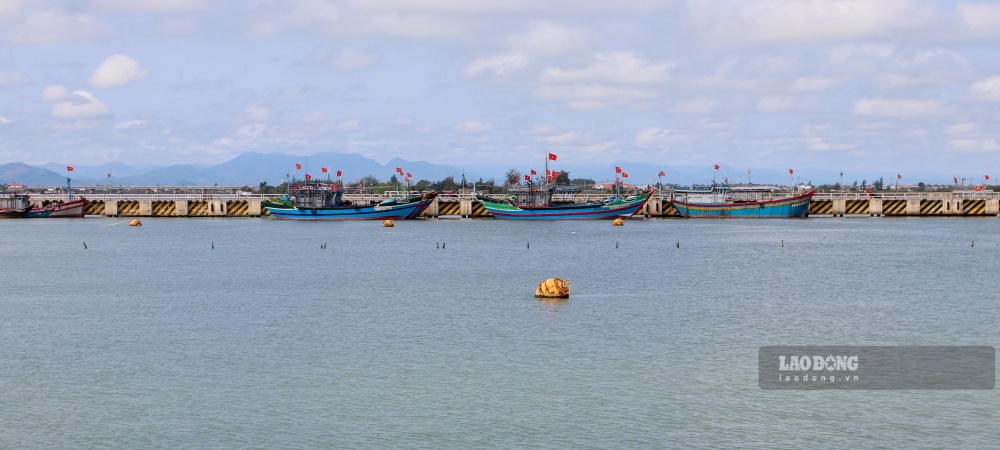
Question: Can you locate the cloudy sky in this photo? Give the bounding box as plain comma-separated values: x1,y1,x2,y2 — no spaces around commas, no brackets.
2,0,1000,184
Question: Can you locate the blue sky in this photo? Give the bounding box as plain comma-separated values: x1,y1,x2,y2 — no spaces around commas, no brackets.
1,0,999,184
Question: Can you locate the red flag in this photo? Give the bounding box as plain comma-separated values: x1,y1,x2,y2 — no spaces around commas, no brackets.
406,172,412,178
897,174,901,179
986,175,990,180
396,167,403,174
622,173,629,178
789,169,794,174
337,170,342,177
954,176,958,183
321,167,328,173
546,169,551,176
531,169,537,175
405,177,410,182
525,175,530,181
552,171,559,178
548,153,557,161
658,171,665,176
67,166,74,171
296,163,302,170
747,168,750,175
305,173,312,179
615,166,622,173
715,164,720,170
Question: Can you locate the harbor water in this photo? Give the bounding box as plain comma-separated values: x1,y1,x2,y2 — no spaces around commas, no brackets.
1,217,998,448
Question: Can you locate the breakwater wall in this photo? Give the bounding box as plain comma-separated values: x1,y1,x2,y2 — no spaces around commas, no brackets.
26,192,1000,218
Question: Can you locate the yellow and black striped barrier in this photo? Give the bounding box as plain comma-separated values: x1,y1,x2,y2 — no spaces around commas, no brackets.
152,201,176,217
920,199,942,215
810,200,833,215
882,199,906,215
226,200,248,216
470,201,491,217
437,201,461,216
188,201,210,216
662,202,681,217
845,199,869,215
963,199,986,215
85,200,104,215
118,201,140,216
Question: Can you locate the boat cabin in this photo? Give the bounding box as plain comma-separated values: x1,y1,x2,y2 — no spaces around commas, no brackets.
672,184,774,204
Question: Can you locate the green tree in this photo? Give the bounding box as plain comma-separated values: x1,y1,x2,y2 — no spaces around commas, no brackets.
505,168,522,185
555,171,570,184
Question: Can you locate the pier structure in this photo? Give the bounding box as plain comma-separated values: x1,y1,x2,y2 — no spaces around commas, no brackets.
24,191,1000,218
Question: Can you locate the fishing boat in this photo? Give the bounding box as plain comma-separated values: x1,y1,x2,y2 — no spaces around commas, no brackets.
26,198,87,218
0,192,31,218
25,177,87,218
671,184,814,218
478,187,653,220
265,184,438,220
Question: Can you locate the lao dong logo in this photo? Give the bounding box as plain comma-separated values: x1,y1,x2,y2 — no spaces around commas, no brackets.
778,354,859,372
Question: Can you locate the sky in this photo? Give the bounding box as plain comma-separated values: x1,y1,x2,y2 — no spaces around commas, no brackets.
2,0,1000,185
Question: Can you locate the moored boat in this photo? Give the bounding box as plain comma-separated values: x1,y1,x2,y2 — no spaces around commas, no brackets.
265,185,437,220
671,184,814,218
478,189,653,220
0,193,31,218
26,198,87,218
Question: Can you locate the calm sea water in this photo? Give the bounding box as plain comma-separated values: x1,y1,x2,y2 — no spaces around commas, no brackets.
1,217,998,448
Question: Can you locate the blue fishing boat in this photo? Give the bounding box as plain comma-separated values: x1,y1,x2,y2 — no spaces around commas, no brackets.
477,189,652,220
671,184,814,218
265,185,437,220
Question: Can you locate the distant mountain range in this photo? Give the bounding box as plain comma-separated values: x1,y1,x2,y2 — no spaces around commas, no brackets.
1,151,948,187
0,152,474,187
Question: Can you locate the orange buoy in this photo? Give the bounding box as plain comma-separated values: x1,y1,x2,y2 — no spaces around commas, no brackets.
612,217,624,226
382,219,394,227
535,278,570,299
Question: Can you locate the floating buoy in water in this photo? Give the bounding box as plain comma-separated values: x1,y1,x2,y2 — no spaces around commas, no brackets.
382,219,394,227
535,278,570,299
612,217,624,226
130,219,142,227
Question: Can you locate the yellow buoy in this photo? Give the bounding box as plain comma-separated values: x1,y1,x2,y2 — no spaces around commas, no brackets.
535,278,570,299
130,219,142,227
612,217,624,226
382,219,394,227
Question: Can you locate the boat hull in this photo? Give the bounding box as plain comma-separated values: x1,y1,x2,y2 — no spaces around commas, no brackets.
266,196,435,220
26,198,86,218
480,191,652,220
673,190,814,218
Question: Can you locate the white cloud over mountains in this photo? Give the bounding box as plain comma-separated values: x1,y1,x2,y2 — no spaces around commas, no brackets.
89,55,150,88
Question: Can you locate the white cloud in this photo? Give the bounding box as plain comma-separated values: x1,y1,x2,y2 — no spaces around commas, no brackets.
0,70,25,86
455,120,494,133
505,21,588,57
670,97,717,114
956,2,1000,39
688,0,935,47
88,0,208,13
336,120,360,131
51,90,111,120
114,120,146,130
757,96,796,113
241,105,272,122
42,85,71,102
791,77,840,91
235,123,267,139
542,51,671,84
247,0,341,37
950,139,1000,153
535,83,658,110
464,53,528,78
0,116,10,124
329,48,379,71
4,9,114,44
634,127,695,148
852,97,941,117
969,76,1000,102
945,123,977,135
90,55,150,88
